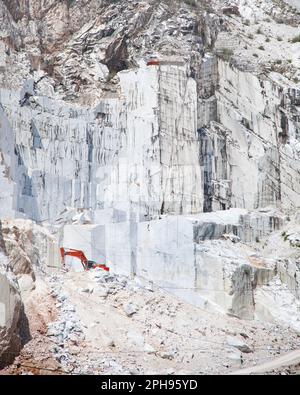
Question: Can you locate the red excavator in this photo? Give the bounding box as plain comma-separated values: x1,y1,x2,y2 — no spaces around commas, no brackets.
60,247,110,272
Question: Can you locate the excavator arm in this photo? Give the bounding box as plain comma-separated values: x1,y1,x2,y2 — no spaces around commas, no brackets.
60,247,88,270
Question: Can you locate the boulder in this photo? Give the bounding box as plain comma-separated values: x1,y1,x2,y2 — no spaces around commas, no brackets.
159,351,176,360
127,330,144,347
123,302,138,317
144,343,156,354
222,6,241,17
0,267,22,368
226,336,253,353
18,274,35,297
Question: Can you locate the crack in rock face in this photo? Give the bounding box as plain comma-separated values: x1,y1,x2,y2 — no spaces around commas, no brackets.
230,265,255,321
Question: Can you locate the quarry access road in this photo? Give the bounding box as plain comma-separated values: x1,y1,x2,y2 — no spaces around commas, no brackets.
230,349,300,375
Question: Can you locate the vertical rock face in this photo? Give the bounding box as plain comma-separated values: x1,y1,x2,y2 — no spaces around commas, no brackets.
0,259,22,368
158,65,202,215
135,209,283,315
199,61,300,212
2,58,298,223
0,0,299,221
230,264,255,320
0,102,17,219
0,62,202,223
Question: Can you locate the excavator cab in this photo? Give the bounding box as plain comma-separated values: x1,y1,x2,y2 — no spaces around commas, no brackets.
87,260,96,269
86,260,109,271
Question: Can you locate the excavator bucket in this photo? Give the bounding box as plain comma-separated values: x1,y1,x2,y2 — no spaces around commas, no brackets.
93,264,110,272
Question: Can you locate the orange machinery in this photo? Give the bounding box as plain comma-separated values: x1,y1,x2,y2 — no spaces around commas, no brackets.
147,55,160,66
60,247,109,272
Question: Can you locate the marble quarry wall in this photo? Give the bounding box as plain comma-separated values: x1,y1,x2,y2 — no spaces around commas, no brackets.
0,62,202,224
1,57,300,318
199,60,300,212
1,59,300,224
61,208,285,318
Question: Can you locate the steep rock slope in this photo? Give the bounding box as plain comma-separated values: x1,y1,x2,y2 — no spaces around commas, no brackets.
0,218,60,368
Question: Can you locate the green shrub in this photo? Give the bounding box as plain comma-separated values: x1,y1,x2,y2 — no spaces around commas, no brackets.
216,48,234,61
291,34,300,43
183,0,197,6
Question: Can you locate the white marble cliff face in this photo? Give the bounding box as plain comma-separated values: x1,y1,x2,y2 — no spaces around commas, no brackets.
0,62,202,223
0,0,299,223
199,60,300,212
2,58,300,223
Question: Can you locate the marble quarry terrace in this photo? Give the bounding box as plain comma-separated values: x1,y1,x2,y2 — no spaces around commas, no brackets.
0,0,300,376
